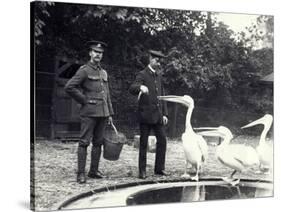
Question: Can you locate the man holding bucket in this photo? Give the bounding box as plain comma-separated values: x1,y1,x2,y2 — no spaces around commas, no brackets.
129,50,169,179
65,40,114,183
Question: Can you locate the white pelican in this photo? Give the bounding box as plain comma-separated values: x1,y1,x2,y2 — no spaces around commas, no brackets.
241,114,273,173
196,126,260,185
157,95,208,181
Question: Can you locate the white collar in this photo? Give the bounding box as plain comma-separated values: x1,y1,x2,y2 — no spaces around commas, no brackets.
148,65,156,73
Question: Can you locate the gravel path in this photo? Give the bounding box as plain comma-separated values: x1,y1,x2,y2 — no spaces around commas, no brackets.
33,136,273,211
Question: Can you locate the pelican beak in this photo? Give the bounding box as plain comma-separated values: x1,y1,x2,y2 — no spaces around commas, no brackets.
194,127,218,130
241,116,266,129
158,95,183,102
157,95,190,107
196,128,224,138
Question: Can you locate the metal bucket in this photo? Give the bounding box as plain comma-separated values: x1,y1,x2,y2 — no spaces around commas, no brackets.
103,123,125,161
103,138,123,161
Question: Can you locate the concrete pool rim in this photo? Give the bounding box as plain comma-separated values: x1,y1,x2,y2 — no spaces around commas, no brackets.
57,178,273,210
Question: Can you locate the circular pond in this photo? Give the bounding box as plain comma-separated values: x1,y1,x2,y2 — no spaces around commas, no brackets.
58,179,273,210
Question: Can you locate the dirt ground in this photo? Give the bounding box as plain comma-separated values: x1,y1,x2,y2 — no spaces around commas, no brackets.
33,136,272,211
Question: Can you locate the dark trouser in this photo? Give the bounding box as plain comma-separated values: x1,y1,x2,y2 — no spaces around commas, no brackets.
77,116,107,174
139,123,167,175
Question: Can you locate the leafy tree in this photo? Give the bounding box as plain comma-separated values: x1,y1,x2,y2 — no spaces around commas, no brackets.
34,2,273,136
238,15,273,49
33,1,54,45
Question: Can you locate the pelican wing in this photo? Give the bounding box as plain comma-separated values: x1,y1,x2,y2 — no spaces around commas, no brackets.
217,152,245,171
227,144,260,166
233,156,247,167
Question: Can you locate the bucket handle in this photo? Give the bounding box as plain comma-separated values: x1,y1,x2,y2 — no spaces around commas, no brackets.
110,122,119,135
137,91,143,101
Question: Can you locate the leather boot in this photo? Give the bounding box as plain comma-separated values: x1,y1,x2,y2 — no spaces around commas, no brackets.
139,150,147,179
77,145,87,183
77,173,86,184
88,146,104,178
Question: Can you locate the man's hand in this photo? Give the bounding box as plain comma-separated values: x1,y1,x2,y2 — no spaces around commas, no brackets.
163,116,168,125
108,116,113,125
140,85,149,94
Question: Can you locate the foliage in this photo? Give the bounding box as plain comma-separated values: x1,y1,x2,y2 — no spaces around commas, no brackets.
33,1,54,45
161,18,249,100
239,15,273,49
159,14,273,115
34,2,273,126
249,48,273,76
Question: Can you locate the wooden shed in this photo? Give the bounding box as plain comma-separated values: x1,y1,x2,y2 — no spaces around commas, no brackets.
51,57,83,139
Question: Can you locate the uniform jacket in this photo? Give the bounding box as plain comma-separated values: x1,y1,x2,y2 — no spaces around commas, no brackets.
64,61,114,117
129,66,168,124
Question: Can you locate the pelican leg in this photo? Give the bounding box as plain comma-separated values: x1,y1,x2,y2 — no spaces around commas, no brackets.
222,170,240,185
223,170,240,186
259,164,265,171
232,171,241,186
181,161,191,178
222,177,233,184
191,174,199,181
199,163,203,173
230,178,240,186
191,164,200,181
230,170,237,179
221,177,240,186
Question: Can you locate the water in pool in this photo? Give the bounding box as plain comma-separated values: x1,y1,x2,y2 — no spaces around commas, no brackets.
60,180,273,210
126,184,271,205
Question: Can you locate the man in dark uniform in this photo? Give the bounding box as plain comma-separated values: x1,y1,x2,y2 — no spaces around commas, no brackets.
64,40,114,184
129,50,169,179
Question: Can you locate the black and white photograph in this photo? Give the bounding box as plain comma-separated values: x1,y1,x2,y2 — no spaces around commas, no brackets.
30,0,274,211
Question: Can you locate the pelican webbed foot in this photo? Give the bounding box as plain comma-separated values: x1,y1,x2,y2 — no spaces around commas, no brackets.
222,177,240,186
230,179,240,186
191,175,199,181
